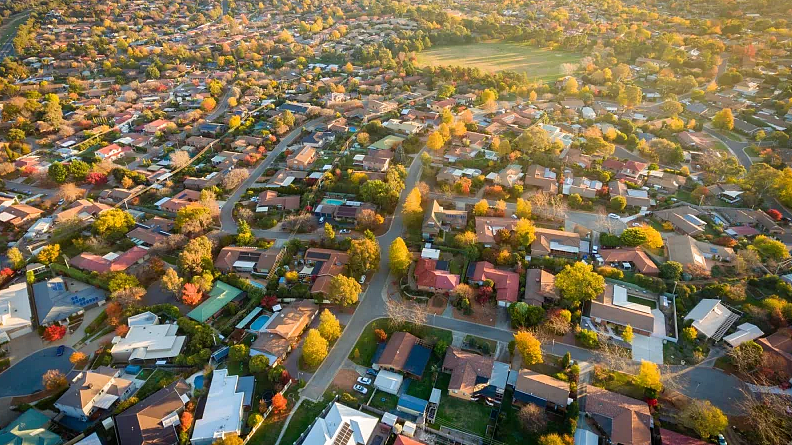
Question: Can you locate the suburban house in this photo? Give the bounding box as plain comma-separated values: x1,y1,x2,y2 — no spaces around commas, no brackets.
513,369,570,410
190,369,245,445
374,370,404,395
475,217,517,246
373,332,432,380
55,367,134,421
653,207,707,236
353,148,393,172
301,248,350,295
602,160,647,182
524,165,558,193
646,170,685,194
0,283,34,340
422,200,467,239
584,386,653,445
524,269,558,306
718,208,784,235
127,226,169,248
156,190,202,213
143,119,172,134
598,248,659,276
116,380,191,445
95,143,131,161
758,327,792,374
468,261,520,307
608,181,652,208
442,347,510,404
110,312,186,362
562,175,602,199
665,234,734,273
32,277,106,326
286,146,317,170
214,247,279,275
302,403,378,445
531,228,581,258
684,299,738,341
414,258,460,293
257,191,301,212
723,323,764,348
55,200,112,223
187,282,245,324
0,410,62,445
0,204,44,227
251,301,318,365
586,284,656,336
488,164,523,188
70,246,148,273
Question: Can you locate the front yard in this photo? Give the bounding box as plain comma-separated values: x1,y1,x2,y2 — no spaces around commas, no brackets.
592,366,645,400
349,319,453,367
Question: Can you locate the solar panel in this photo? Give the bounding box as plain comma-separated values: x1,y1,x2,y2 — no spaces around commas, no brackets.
308,252,332,260
332,422,352,445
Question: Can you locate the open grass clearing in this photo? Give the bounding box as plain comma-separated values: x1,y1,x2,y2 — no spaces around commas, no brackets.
627,295,658,310
416,42,580,81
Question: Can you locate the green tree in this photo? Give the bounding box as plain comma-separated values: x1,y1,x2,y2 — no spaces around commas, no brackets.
508,302,545,328
7,247,24,270
229,344,249,362
347,238,380,277
728,340,763,373
94,209,135,240
389,237,411,277
327,275,362,306
302,329,328,368
514,330,543,366
712,108,734,131
660,261,683,280
247,413,263,428
681,400,728,439
555,262,605,303
37,244,61,265
609,196,626,212
48,162,68,183
318,309,342,342
236,220,254,246
68,160,90,181
108,273,140,292
752,235,790,261
146,65,160,79
249,355,270,374
620,227,648,246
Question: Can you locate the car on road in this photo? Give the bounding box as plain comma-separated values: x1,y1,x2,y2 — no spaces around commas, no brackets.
339,229,350,234
353,384,368,394
56,345,65,356
356,377,372,385
359,275,366,284
366,368,378,376
717,434,727,445
608,213,620,219
57,199,64,206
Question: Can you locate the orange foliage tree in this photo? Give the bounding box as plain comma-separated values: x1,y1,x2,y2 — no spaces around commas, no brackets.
181,283,202,306
179,411,193,432
43,324,67,341
105,302,123,326
271,393,287,413
115,325,130,337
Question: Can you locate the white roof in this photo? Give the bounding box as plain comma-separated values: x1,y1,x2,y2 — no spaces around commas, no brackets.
421,248,441,260
0,283,33,334
127,311,158,326
302,403,378,445
191,369,244,444
723,323,763,348
373,370,403,394
684,299,734,338
233,260,257,269
110,323,185,360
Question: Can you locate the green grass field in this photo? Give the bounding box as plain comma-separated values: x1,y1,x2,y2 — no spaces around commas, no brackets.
416,42,580,81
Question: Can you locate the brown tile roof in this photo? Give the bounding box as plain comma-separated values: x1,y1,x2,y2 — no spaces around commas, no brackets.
585,386,652,445
515,369,570,406
588,284,655,333
264,301,317,339
531,227,581,256
524,269,557,306
116,379,191,445
474,217,517,244
376,332,418,371
443,347,493,393
599,248,659,275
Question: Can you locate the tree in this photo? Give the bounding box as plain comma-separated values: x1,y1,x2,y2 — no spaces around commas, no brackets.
170,150,191,169
37,244,61,265
247,413,262,428
641,225,664,249
69,351,87,366
271,393,288,413
181,283,203,306
518,404,547,433
515,198,532,219
222,168,250,190
682,326,698,343
389,237,411,277
302,329,328,368
7,247,24,270
514,330,543,366
620,227,648,246
116,325,130,337
108,273,139,292
249,355,270,374
48,162,68,183
323,222,335,240
57,183,82,202
403,187,423,229
609,196,626,212
635,360,663,392
229,344,250,362
660,100,684,117
175,205,213,235
161,268,182,295
237,220,254,246
94,209,135,240
660,261,683,280
728,340,763,373
622,325,634,344
712,108,734,131
327,275,362,306
509,302,545,328
318,309,342,342
537,433,569,445
348,238,380,277
111,286,145,307
180,412,194,432
555,262,605,303
43,369,67,390
753,235,790,261
356,209,383,230
201,97,217,112
426,131,444,152
680,399,728,439
513,218,536,248
473,199,489,216
211,435,242,445
179,236,213,275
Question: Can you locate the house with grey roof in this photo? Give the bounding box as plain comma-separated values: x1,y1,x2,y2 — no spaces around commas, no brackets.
32,277,105,326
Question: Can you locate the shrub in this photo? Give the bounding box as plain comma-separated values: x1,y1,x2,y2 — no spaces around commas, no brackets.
597,266,624,280
576,329,599,348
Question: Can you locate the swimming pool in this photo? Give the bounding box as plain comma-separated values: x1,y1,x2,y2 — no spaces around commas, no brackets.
194,375,204,390
322,198,345,206
250,314,271,331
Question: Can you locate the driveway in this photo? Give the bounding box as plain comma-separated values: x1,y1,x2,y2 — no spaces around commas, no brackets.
0,346,75,397
631,334,663,365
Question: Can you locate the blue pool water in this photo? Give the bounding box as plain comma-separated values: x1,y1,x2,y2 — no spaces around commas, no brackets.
250,314,271,331
248,280,265,289
194,375,204,390
322,198,345,206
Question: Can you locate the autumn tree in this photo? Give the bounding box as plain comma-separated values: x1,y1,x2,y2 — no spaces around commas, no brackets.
555,262,605,303
318,309,341,342
175,204,213,235
389,237,411,277
201,97,217,112
680,400,728,439
356,209,383,230
43,369,68,390
179,236,213,275
753,235,790,261
7,247,24,270
402,187,423,229
713,108,734,131
518,404,547,434
327,275,361,306
180,412,194,432
161,268,183,294
323,222,335,240
302,329,328,368
222,168,250,191
622,325,634,344
69,351,87,366
237,220,255,246
515,198,532,219
57,183,82,202
513,218,536,248
635,360,663,392
537,434,570,445
426,131,444,152
170,150,191,169
473,199,489,216
181,283,203,306
249,355,270,374
37,244,61,265
271,393,287,413
94,209,135,240
347,237,380,277
514,330,543,366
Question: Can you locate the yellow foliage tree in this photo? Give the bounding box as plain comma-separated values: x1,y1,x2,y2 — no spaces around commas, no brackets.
635,360,663,391
514,330,543,366
302,329,328,368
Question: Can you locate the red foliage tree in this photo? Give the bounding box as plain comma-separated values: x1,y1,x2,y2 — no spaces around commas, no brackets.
85,172,108,185
374,329,387,343
105,301,123,326
43,324,67,341
115,325,130,337
476,286,494,304
271,393,287,413
713,236,738,247
280,369,291,385
181,283,202,306
261,295,278,309
767,209,783,221
179,411,193,432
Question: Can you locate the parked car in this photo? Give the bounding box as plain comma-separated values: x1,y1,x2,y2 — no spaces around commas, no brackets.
608,213,620,219
717,434,727,445
356,377,372,385
359,275,366,284
339,229,350,234
353,384,368,394
56,345,65,356
365,368,378,376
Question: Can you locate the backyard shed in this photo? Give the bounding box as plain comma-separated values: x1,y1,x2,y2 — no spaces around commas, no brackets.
374,370,403,395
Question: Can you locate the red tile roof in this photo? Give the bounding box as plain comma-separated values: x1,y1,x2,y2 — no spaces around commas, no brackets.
414,258,459,291
470,261,520,303
71,246,147,273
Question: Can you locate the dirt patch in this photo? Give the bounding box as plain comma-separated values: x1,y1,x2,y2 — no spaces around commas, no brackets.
331,369,362,393
427,296,448,315
452,303,498,326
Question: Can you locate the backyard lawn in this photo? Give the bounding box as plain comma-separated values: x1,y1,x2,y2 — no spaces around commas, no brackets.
350,319,453,367
246,384,302,445
593,368,645,400
431,394,494,437
136,369,177,400
368,391,399,412
627,295,658,310
416,42,580,81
